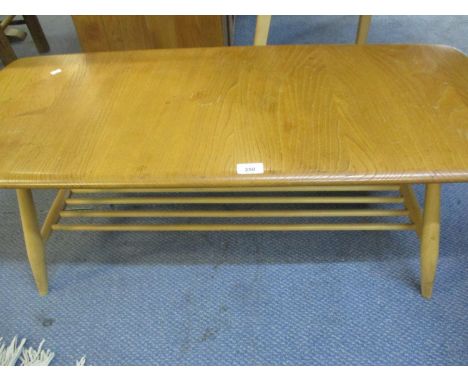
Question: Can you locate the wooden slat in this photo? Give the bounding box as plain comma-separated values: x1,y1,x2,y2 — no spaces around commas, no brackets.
40,189,71,241
70,185,400,193
65,196,404,205
52,223,416,232
60,209,409,218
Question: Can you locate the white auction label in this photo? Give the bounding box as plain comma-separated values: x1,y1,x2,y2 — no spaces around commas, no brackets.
236,162,264,175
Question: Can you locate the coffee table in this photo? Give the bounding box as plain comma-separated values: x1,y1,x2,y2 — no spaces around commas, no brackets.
1,45,467,297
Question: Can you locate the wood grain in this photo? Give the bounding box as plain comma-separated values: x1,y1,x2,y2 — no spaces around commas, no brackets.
72,16,227,52
0,45,467,188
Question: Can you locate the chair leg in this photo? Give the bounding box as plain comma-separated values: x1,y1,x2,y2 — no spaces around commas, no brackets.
17,189,48,296
356,15,372,44
0,27,17,66
254,15,272,46
420,183,441,298
23,15,49,53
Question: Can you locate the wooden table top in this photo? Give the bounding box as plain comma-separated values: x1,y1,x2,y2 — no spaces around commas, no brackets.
0,45,467,188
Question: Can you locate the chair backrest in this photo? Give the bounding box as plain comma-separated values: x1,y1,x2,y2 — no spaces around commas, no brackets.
73,16,228,52
253,15,372,46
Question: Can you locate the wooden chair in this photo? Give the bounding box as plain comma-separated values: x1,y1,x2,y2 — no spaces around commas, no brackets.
72,16,230,52
0,15,49,66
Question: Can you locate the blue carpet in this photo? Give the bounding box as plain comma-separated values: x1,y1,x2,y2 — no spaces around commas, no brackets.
1,16,468,365
1,185,467,365
234,16,468,53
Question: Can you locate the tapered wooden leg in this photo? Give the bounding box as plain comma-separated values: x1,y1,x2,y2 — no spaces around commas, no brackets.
17,189,48,296
254,15,272,46
420,183,441,298
356,15,372,44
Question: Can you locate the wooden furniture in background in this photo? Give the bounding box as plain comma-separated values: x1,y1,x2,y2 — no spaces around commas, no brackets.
72,16,230,52
0,16,49,66
0,22,16,65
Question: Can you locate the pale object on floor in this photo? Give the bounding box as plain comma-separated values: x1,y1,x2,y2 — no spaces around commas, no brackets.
20,339,55,366
0,336,85,366
76,356,86,366
0,337,26,366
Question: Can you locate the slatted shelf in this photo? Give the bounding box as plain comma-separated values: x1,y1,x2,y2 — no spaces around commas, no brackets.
39,185,421,236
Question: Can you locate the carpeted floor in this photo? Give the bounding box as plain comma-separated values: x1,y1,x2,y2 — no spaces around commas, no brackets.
0,16,467,365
